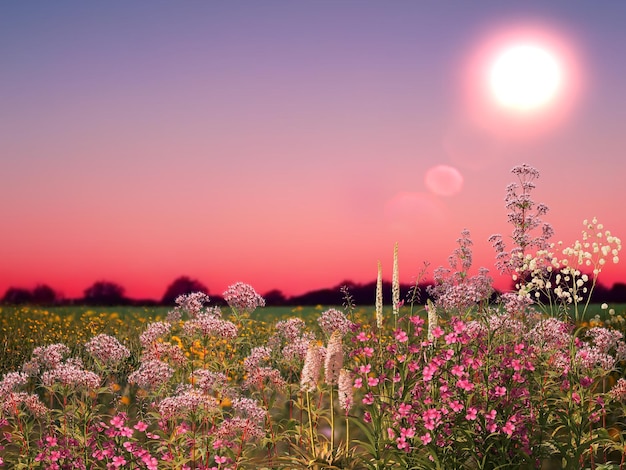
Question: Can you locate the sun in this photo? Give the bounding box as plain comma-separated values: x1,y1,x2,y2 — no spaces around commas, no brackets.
489,43,563,112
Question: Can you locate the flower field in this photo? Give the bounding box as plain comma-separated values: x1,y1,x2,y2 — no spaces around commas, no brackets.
2,165,626,469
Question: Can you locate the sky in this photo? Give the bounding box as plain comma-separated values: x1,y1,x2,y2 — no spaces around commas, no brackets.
1,1,625,301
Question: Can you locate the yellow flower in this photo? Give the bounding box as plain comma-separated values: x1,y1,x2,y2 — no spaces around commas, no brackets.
120,395,131,406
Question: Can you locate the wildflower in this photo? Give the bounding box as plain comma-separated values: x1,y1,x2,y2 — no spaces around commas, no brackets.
139,322,171,348
465,407,478,420
338,369,354,412
222,282,265,314
175,292,210,318
392,243,400,317
608,378,626,402
128,360,174,390
41,361,100,389
300,342,323,392
183,312,238,339
22,343,70,376
324,330,344,386
394,329,408,342
158,389,219,420
85,334,130,366
317,308,354,336
501,420,515,437
0,371,28,396
273,318,308,343
243,346,271,372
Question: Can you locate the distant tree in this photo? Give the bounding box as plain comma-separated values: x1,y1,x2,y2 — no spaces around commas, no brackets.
2,287,33,305
263,289,287,306
32,284,57,305
161,276,209,305
608,282,626,303
83,281,127,306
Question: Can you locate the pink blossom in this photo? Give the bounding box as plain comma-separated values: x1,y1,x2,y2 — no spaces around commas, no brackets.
457,378,474,392
465,407,478,420
394,329,408,342
222,282,265,313
502,420,516,437
420,433,432,445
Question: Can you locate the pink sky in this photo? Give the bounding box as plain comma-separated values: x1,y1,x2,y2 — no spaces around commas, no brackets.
1,2,624,300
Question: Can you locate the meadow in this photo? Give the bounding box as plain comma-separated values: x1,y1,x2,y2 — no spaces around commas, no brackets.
1,164,626,469
2,303,626,378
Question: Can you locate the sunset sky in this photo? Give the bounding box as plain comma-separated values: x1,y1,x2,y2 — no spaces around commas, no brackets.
1,1,625,300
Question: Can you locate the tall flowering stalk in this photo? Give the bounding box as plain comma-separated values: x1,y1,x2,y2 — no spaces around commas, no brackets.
392,242,400,327
376,261,383,330
325,330,344,451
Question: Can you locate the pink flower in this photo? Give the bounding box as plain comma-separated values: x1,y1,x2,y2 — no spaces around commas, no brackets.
501,421,515,437
134,421,148,432
398,403,412,416
112,456,127,468
457,378,474,392
465,407,478,420
484,409,497,421
215,455,228,464
394,329,408,342
359,364,371,374
356,332,369,342
493,386,507,397
431,326,445,338
450,400,464,413
420,433,432,445
451,364,465,377
110,413,126,428
422,363,437,382
367,376,380,387
444,332,458,344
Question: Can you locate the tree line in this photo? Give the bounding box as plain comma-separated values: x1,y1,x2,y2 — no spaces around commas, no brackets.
3,275,626,307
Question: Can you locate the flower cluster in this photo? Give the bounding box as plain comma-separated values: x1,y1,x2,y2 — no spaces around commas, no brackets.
41,358,100,390
182,311,238,339
317,308,354,336
127,359,174,390
22,343,70,376
222,282,265,314
85,334,130,366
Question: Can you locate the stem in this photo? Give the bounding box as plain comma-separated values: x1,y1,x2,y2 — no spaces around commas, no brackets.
330,388,335,451
306,391,316,459
345,413,350,455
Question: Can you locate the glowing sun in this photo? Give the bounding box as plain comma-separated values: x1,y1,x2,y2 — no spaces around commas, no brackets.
489,43,563,112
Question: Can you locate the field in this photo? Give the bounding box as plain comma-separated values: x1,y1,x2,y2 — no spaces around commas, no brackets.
2,302,626,377
2,298,626,468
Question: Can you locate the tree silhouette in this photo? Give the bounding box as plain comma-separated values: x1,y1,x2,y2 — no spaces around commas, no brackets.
83,281,127,306
161,276,209,305
263,289,287,306
32,284,58,305
2,287,33,304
